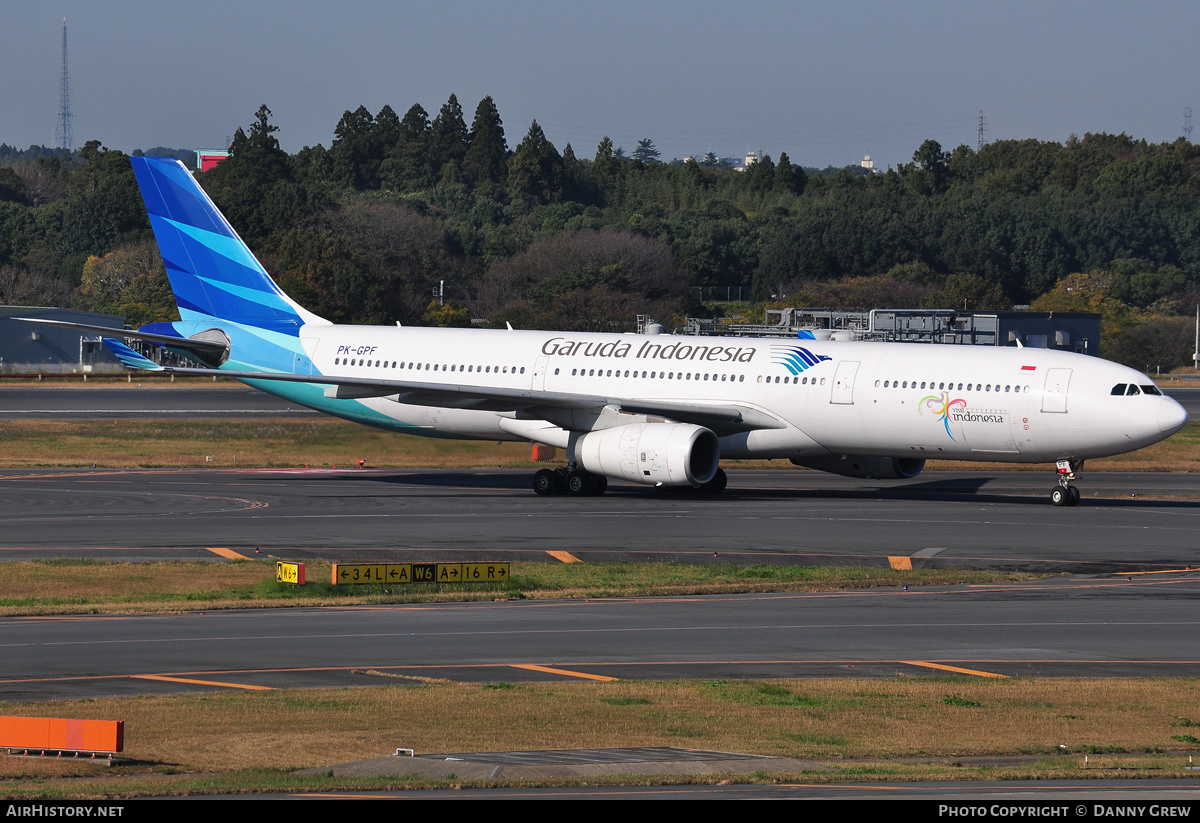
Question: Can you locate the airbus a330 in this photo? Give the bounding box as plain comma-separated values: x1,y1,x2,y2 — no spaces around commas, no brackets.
22,158,1189,505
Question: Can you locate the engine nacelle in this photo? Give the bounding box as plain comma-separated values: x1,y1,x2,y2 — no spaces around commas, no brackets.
572,423,720,487
791,455,925,480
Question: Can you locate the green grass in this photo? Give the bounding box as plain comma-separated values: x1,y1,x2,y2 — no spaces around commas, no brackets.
3,678,1200,797
0,558,1040,616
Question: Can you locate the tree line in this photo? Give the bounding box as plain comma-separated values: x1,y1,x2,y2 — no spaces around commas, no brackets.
3,94,1200,368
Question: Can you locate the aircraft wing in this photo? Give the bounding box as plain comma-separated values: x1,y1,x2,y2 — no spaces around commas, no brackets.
101,339,779,432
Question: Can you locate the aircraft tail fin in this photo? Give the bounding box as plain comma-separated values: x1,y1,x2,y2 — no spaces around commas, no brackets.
129,157,327,333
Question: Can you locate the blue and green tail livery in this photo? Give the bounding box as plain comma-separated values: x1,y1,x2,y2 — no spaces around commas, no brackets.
125,157,328,373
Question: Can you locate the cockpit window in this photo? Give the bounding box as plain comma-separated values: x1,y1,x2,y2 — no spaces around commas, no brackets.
1111,383,1127,395
1125,384,1142,396
1141,385,1163,396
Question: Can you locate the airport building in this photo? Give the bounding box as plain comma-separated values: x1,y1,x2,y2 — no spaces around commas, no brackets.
0,307,125,374
680,308,1100,354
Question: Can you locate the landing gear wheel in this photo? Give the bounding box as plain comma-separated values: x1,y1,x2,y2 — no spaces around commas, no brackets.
699,468,728,494
565,469,590,496
533,469,559,496
1051,459,1084,507
590,475,608,496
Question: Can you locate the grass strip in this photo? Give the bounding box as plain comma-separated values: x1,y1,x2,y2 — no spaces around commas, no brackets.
2,678,1199,796
0,559,1036,616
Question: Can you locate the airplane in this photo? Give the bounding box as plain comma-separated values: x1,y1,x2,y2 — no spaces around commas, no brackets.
21,157,1190,505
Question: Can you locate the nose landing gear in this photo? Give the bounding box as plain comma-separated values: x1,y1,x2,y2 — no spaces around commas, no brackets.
1051,459,1083,506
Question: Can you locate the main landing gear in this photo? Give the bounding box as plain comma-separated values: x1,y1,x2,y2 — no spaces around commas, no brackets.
1050,459,1083,507
532,466,608,496
531,466,730,496
698,467,728,494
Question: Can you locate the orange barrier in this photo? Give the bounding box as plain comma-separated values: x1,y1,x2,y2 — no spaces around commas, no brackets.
0,716,123,754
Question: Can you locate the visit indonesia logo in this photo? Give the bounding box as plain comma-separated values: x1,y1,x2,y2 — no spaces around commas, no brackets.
921,392,1007,439
921,392,967,440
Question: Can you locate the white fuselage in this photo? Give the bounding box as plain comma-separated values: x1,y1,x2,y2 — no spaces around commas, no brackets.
266,324,1187,465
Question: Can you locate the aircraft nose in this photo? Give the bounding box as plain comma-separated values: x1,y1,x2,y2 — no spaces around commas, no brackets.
1158,397,1189,434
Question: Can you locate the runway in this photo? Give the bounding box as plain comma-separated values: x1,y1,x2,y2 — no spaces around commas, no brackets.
0,386,315,418
2,388,1199,703
4,572,1200,700
1,468,1197,572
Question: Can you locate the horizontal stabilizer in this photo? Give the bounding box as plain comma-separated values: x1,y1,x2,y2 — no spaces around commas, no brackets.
14,317,227,355
102,338,164,371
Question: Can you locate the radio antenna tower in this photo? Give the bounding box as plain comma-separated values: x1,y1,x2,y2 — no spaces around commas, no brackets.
53,18,74,151
976,110,987,152
1184,108,1193,142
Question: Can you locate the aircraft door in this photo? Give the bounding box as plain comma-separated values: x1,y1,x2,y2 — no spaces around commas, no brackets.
531,356,549,390
294,338,318,375
1041,368,1072,413
830,360,860,405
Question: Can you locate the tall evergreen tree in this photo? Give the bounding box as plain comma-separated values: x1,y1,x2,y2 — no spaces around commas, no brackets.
430,93,469,178
462,96,508,188
774,151,798,194
632,138,661,163
200,105,316,244
330,105,378,189
374,104,402,157
382,104,433,191
508,120,563,206
744,152,775,194
595,136,614,162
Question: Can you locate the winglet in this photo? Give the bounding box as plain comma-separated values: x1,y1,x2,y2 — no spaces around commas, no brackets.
102,338,165,371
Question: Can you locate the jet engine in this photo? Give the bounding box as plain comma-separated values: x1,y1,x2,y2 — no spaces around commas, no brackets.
573,423,720,487
791,455,925,480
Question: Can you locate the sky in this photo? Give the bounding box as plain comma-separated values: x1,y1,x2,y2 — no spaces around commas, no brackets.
4,1,1200,170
